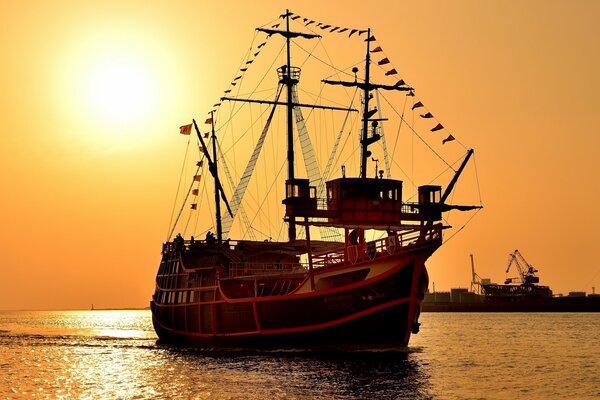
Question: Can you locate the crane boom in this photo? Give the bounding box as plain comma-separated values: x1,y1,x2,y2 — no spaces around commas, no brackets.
505,249,540,286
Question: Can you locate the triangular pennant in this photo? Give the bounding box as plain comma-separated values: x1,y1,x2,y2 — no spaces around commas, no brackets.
358,30,367,36
330,27,339,32
412,101,424,110
257,42,266,49
442,134,455,144
378,58,390,65
365,35,376,41
205,117,213,124
192,189,199,196
420,112,433,118
291,15,300,20
204,132,209,138
254,51,260,57
371,46,382,52
233,76,241,81
321,24,331,29
193,175,202,182
240,68,247,72
306,20,314,26
407,91,415,97
213,103,221,107
271,23,280,28
190,203,197,210
246,59,254,64
385,68,398,76
196,160,203,167
394,79,406,86
349,29,358,37
224,89,231,94
431,123,444,132
338,28,348,33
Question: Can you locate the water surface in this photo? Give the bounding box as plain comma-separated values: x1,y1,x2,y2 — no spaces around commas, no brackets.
0,310,598,399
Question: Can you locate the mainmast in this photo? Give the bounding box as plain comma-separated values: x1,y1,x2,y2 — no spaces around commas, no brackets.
360,28,371,179
285,10,296,241
256,9,319,241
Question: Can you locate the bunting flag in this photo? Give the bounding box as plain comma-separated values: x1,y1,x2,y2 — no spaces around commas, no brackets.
204,132,209,138
196,160,203,167
291,15,300,20
245,60,254,64
338,28,348,33
378,58,390,65
257,42,266,48
385,68,398,76
192,189,199,196
330,27,339,32
224,89,231,94
271,23,280,28
349,29,358,37
193,175,202,182
420,112,434,118
205,117,213,125
306,20,315,26
254,51,260,57
407,91,415,97
240,68,247,72
431,123,444,132
179,124,192,135
394,79,405,86
371,46,382,52
213,103,221,108
358,30,367,35
231,82,237,86
412,102,424,110
365,35,376,41
321,24,331,29
442,134,455,144
233,76,241,81
190,203,197,210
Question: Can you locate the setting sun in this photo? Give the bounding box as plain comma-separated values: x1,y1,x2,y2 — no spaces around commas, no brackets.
84,55,154,125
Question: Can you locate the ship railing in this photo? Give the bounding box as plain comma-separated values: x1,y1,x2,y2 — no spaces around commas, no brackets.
311,225,442,269
225,262,308,279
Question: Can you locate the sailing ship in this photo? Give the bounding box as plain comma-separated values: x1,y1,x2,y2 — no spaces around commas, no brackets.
150,10,481,349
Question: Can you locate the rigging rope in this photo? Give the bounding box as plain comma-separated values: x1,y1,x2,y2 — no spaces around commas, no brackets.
166,134,192,242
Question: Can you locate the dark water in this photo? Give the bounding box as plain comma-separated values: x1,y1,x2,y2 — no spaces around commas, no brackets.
0,310,598,399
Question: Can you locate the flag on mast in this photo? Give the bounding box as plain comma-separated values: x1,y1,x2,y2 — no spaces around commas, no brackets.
179,124,192,135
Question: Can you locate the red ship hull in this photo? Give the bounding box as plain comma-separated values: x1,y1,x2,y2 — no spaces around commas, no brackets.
151,242,436,349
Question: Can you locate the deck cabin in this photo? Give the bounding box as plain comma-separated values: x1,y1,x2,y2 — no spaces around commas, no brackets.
283,178,443,226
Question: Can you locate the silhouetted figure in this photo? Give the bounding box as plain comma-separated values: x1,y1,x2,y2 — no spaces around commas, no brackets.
205,231,216,245
175,233,184,251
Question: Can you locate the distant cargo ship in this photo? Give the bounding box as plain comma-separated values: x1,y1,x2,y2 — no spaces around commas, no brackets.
423,251,600,312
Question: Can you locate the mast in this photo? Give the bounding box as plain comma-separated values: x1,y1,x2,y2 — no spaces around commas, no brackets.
360,28,371,179
285,9,296,241
256,10,319,242
210,111,223,244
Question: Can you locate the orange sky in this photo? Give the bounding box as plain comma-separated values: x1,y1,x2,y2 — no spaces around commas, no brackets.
1,0,599,310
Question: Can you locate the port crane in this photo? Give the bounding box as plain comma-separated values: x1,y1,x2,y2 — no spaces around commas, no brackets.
470,254,482,294
504,249,540,285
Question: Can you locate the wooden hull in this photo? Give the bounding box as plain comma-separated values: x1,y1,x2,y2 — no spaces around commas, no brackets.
151,246,435,349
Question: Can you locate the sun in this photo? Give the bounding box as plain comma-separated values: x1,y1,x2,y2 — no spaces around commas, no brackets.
85,56,154,124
